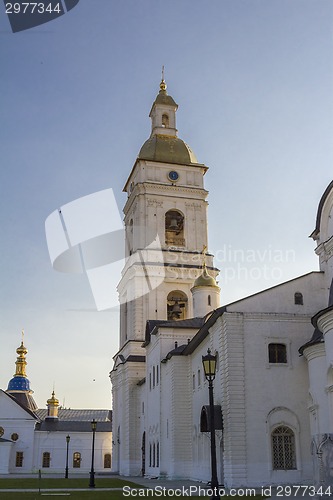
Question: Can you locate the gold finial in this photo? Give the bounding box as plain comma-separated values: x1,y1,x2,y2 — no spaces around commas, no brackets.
160,65,167,92
21,329,24,343
14,334,28,378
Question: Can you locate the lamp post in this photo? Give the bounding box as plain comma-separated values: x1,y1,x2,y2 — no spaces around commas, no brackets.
202,349,220,500
89,419,97,488
65,434,70,479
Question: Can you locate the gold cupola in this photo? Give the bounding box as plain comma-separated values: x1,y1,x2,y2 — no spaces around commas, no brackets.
46,390,59,419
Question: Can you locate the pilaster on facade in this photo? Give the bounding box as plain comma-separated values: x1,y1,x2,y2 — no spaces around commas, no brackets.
170,357,192,478
220,313,247,487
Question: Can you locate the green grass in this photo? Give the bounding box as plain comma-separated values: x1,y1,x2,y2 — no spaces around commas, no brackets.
0,477,140,489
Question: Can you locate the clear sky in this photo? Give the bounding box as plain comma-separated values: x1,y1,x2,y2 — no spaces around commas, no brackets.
1,0,332,409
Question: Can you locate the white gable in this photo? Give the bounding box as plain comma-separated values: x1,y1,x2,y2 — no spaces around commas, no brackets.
0,390,37,421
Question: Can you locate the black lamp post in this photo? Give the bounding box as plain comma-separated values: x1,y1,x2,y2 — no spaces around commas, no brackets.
202,349,220,500
89,419,97,488
65,434,70,479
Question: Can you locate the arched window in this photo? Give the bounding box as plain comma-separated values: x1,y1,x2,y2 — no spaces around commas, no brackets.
167,290,188,320
157,442,160,467
126,219,134,256
162,114,169,128
294,292,303,305
153,443,156,467
42,452,50,468
165,210,185,247
104,453,111,468
73,452,81,468
271,426,296,470
208,294,211,306
268,343,287,364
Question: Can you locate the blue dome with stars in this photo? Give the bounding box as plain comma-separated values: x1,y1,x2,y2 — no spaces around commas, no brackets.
7,376,31,392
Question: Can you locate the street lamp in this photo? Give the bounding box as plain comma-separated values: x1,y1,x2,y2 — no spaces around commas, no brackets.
202,349,220,500
89,419,97,488
65,435,70,479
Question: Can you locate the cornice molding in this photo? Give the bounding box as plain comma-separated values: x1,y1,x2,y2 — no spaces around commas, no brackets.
303,342,326,362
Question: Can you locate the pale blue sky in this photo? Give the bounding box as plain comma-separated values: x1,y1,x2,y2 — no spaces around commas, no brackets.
0,0,332,408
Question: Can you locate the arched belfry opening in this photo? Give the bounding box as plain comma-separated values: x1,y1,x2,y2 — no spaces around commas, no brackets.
167,290,188,320
165,210,185,247
162,113,169,128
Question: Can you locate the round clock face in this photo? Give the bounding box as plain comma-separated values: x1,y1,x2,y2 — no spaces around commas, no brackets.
168,171,179,182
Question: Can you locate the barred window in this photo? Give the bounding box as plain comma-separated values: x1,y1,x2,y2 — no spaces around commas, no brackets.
268,343,287,364
272,426,296,470
42,452,50,468
73,452,81,468
15,451,23,467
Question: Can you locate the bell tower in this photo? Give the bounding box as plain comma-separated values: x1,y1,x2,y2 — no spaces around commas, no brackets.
118,78,217,345
110,78,219,475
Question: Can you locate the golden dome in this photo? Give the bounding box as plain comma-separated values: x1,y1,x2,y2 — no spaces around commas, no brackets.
138,135,197,165
47,391,59,407
193,267,218,288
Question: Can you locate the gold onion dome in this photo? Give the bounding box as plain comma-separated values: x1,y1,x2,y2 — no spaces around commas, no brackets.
193,266,218,288
138,136,197,165
47,391,59,407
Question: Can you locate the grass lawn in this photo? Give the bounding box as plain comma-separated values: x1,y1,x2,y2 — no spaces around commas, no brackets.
0,478,140,489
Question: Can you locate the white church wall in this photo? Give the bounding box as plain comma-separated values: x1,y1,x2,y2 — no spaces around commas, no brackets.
227,272,326,315
33,431,111,474
241,312,313,486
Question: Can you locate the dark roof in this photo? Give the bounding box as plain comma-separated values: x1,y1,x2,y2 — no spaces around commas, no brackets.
310,180,333,238
36,409,111,422
5,391,38,413
162,343,188,362
4,391,38,419
299,328,324,355
0,437,13,443
144,317,205,346
312,304,333,329
182,308,226,355
35,420,112,432
35,409,112,432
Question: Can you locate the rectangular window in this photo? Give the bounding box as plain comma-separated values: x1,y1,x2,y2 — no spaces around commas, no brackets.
15,452,23,467
269,343,287,364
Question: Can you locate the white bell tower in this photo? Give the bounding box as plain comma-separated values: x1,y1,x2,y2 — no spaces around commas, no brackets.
110,78,219,475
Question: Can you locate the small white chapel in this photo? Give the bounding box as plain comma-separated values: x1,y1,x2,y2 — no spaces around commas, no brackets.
0,339,112,475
